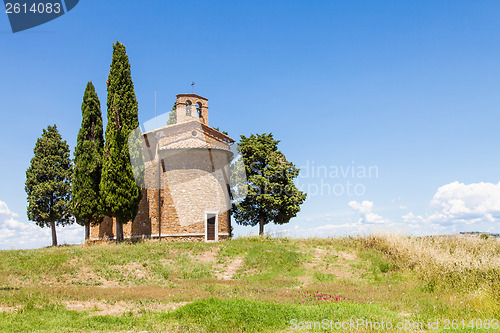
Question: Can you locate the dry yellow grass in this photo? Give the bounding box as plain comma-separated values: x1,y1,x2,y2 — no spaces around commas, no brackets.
346,233,500,304
370,233,500,271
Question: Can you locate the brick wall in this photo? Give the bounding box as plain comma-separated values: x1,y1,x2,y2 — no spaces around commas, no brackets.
89,140,233,242
89,94,235,244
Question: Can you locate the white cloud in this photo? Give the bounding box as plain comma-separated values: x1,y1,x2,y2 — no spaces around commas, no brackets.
0,200,84,250
0,201,19,218
400,212,448,234
429,181,500,224
348,200,389,224
348,200,373,214
401,181,500,229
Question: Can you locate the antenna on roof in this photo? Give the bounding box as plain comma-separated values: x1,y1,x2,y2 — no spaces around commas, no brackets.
154,88,157,129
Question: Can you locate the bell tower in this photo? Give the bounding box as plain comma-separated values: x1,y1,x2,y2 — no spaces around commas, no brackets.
175,94,209,126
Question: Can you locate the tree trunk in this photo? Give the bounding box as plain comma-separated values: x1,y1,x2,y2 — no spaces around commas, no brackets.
116,218,124,244
50,220,58,246
84,223,90,242
259,216,264,236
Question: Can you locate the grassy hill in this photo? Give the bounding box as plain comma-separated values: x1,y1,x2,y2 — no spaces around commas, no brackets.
0,234,499,332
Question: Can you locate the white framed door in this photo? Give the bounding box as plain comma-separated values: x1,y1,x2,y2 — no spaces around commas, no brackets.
205,212,218,242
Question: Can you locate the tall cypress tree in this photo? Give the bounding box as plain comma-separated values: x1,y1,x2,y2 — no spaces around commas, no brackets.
72,81,104,241
25,125,73,246
166,102,177,125
100,41,142,243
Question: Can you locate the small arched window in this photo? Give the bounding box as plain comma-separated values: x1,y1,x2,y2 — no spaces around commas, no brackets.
196,102,202,118
185,100,192,116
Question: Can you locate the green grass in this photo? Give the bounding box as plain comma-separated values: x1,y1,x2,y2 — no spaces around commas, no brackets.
0,304,164,332
0,298,396,332
0,234,498,332
169,298,397,332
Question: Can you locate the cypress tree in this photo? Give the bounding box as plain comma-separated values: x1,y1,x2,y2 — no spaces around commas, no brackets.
72,81,104,240
25,125,73,246
166,102,177,125
100,41,142,243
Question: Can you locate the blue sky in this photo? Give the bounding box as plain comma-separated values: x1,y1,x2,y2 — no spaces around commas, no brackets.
1,1,499,249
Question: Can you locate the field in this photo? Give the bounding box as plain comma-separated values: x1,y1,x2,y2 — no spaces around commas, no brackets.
0,234,499,332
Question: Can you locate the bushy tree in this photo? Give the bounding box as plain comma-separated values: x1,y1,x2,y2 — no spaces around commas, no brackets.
100,41,142,243
72,81,104,240
25,125,73,246
233,133,306,235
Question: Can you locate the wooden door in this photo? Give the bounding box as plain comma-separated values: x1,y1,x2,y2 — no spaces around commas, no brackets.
206,215,216,241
